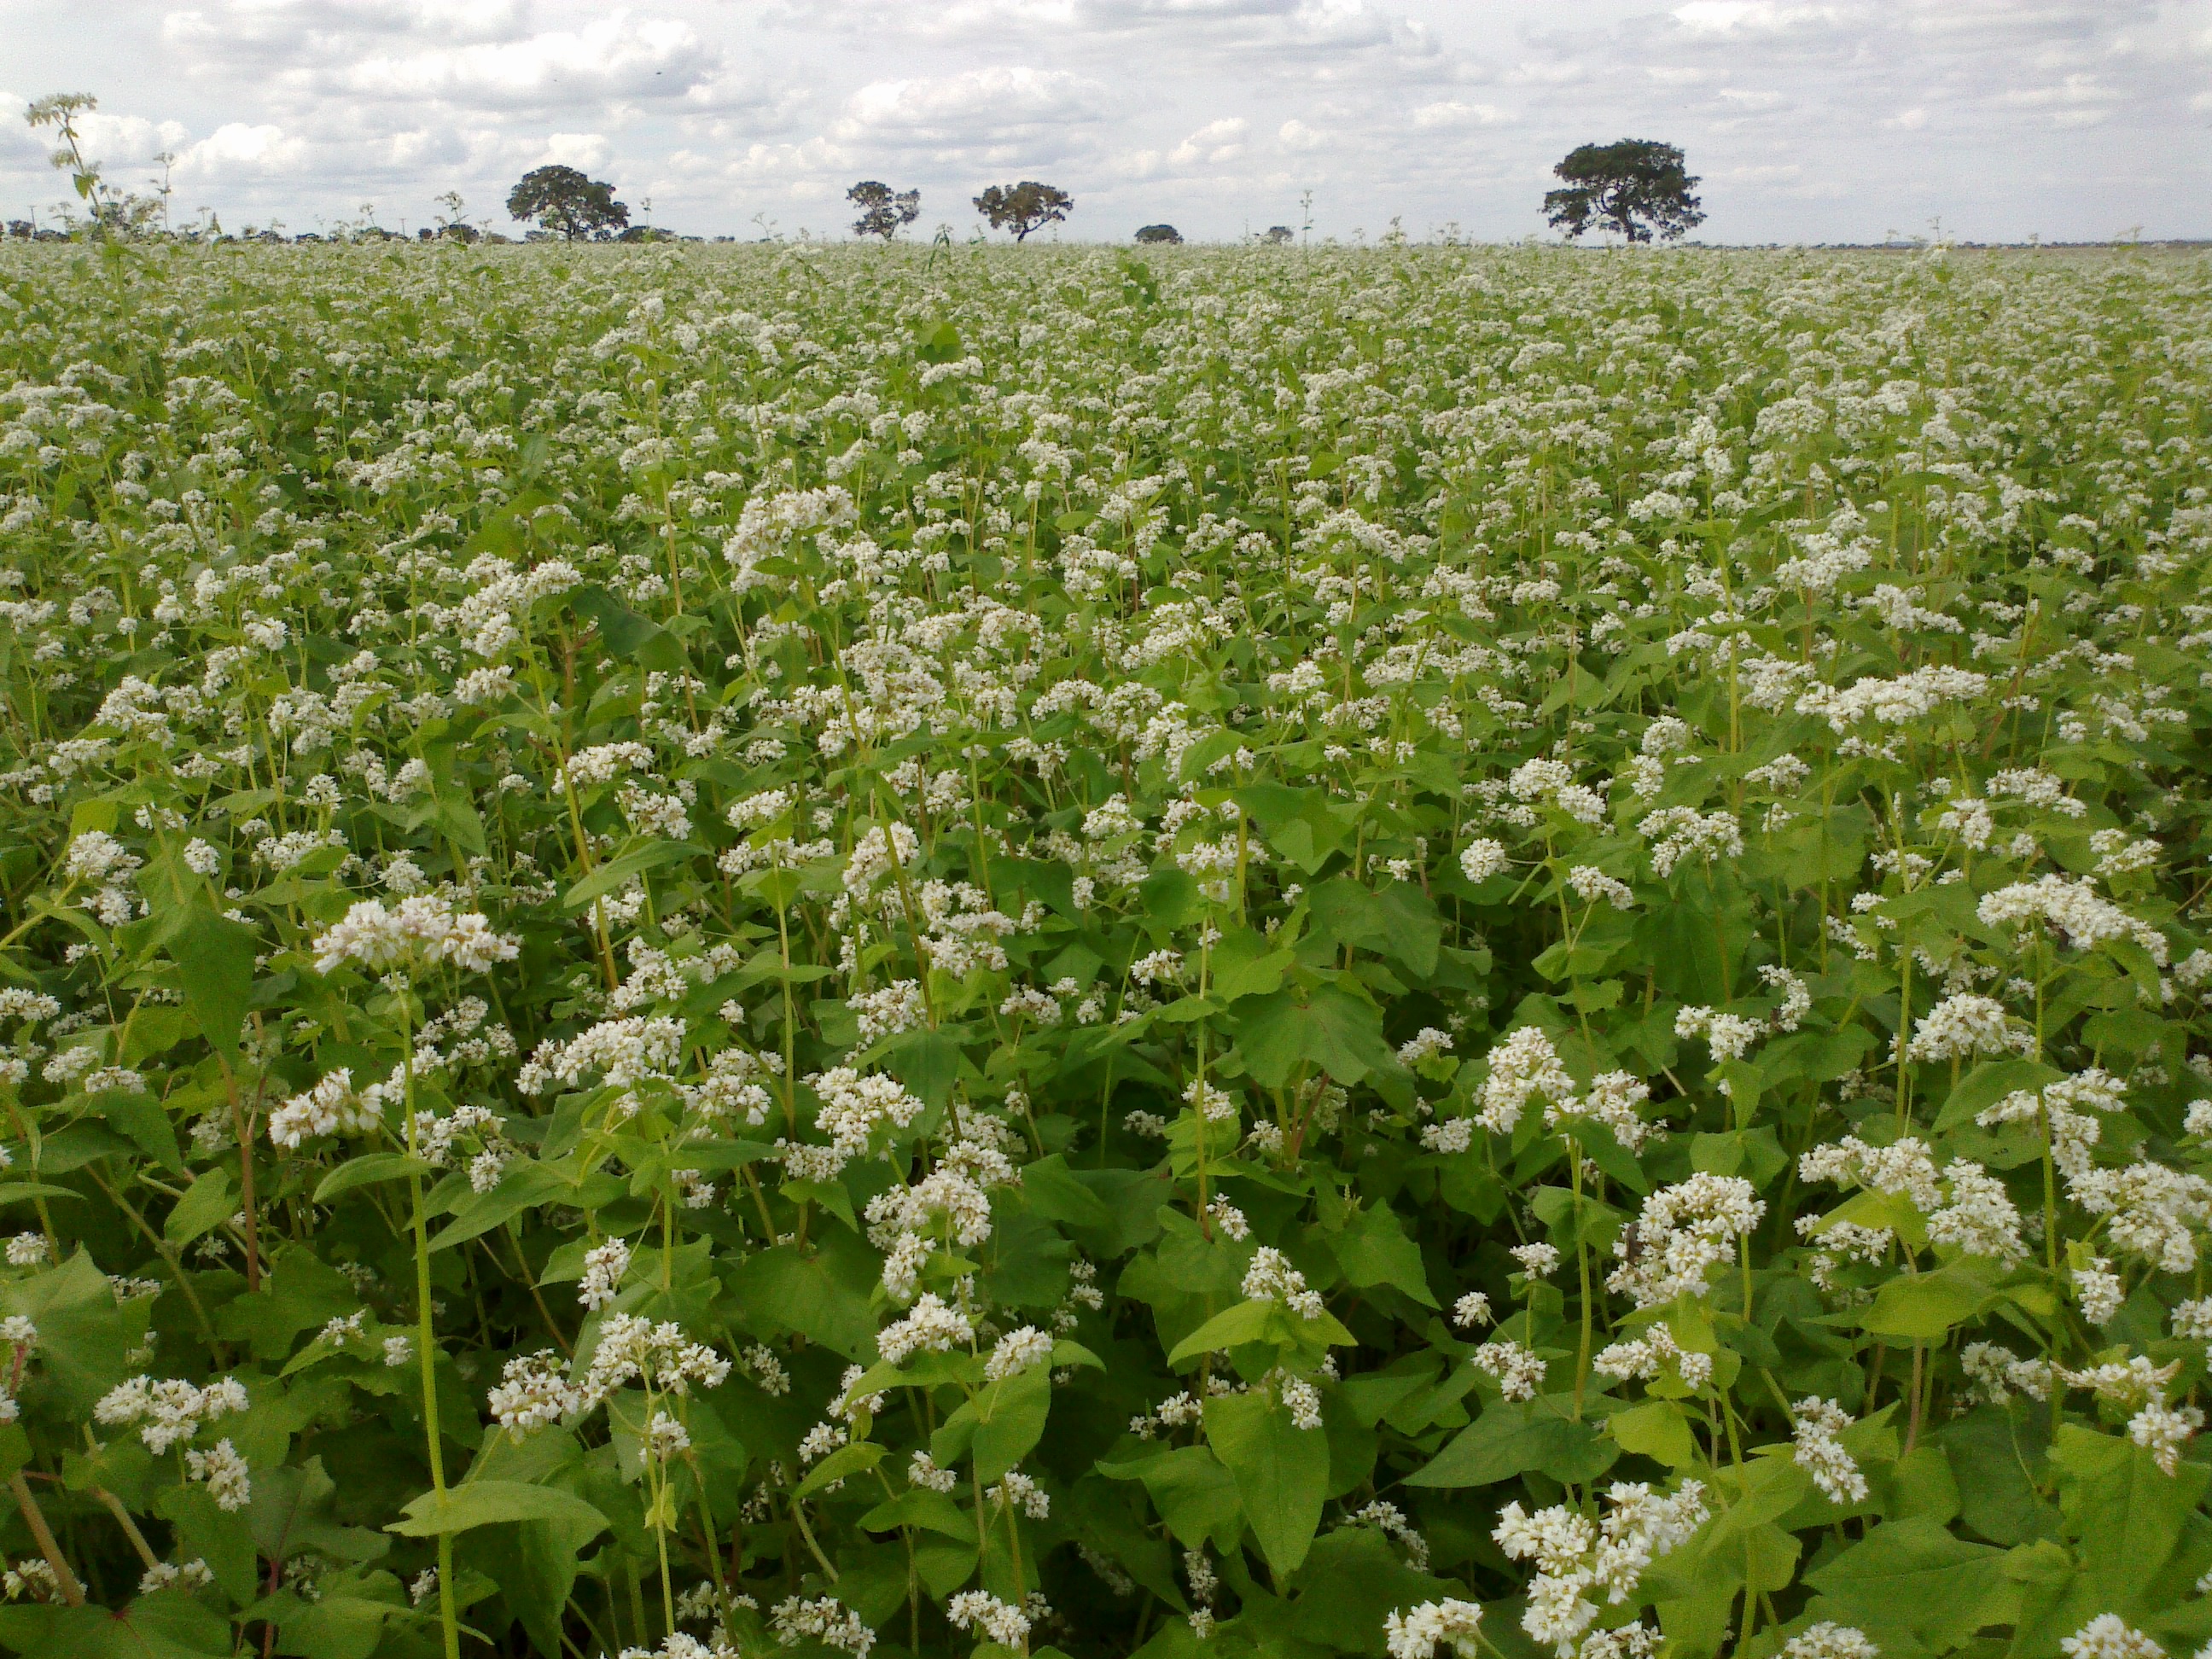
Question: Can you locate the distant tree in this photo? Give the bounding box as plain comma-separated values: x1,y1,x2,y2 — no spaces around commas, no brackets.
1262,224,1294,245
848,181,922,240
1542,139,1704,245
1134,223,1182,245
505,165,630,241
973,181,1073,242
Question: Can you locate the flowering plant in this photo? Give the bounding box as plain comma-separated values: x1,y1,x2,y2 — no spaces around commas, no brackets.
0,236,2207,1659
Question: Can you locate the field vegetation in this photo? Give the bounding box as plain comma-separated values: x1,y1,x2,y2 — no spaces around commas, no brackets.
0,238,2209,1659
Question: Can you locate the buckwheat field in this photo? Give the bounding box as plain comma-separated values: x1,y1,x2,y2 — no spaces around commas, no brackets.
1,238,2210,1659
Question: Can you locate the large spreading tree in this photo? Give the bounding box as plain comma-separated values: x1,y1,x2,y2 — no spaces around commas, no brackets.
847,181,922,240
505,165,630,241
1542,139,1705,244
973,181,1073,242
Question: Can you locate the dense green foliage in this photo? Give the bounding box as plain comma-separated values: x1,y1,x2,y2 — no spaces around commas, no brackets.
0,238,2209,1659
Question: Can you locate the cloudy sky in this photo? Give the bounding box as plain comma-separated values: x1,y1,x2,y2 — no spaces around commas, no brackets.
4,0,2209,245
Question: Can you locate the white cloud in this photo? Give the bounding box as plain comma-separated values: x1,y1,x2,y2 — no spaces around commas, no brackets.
334,13,719,108
1168,117,1249,165
178,123,307,175
1412,99,1507,128
540,131,610,169
841,67,1109,137
1670,3,1821,35
2,0,2204,242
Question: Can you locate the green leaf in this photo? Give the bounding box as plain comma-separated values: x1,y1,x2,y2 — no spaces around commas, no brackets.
1021,1155,1113,1228
1236,981,1397,1088
313,1153,436,1204
1610,1399,1698,1468
934,1365,1051,1484
170,909,258,1057
0,1183,82,1205
163,1167,233,1246
1121,1445,1245,1551
247,1457,389,1565
1406,1398,1619,1488
429,1161,572,1250
731,1231,884,1362
387,1480,608,1538
1802,1516,2014,1650
1934,1058,2065,1132
859,1487,975,1540
794,1441,887,1499
562,841,704,911
2048,1424,2209,1615
3,1251,142,1415
1167,1298,1280,1365
1862,1264,1994,1342
569,585,688,672
1328,1203,1437,1307
1205,1388,1328,1578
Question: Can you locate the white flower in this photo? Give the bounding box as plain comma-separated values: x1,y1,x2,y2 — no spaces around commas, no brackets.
1906,993,2029,1062
185,1439,251,1511
1384,1598,1483,1659
94,1374,247,1453
1608,1175,1766,1309
2128,1400,2203,1476
1460,839,1509,882
876,1294,975,1365
2073,1257,2125,1324
1243,1248,1325,1320
771,1594,874,1656
1637,807,1743,879
488,1350,581,1437
808,1068,924,1155
1780,1625,1881,1659
268,1069,381,1148
309,895,518,977
984,1326,1054,1382
1791,1397,1868,1505
579,1238,632,1311
946,1592,1031,1650
2060,1615,2164,1659
1473,1340,1548,1401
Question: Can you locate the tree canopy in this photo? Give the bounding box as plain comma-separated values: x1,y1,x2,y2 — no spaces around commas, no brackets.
1542,139,1705,244
973,181,1073,242
505,165,630,242
847,181,922,241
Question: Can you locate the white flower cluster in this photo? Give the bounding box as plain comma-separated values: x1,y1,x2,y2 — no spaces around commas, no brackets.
519,1015,687,1092
309,895,519,975
1637,807,1743,879
770,1594,874,1657
1790,1396,1867,1505
946,1591,1030,1649
1472,1339,1548,1402
1906,992,2031,1062
93,1374,247,1453
876,1293,975,1365
1383,1598,1483,1659
1592,1324,1714,1391
267,1068,383,1148
809,1067,924,1155
1242,1247,1325,1319
1493,1481,1708,1656
1606,1175,1766,1308
185,1439,252,1511
984,1325,1055,1382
